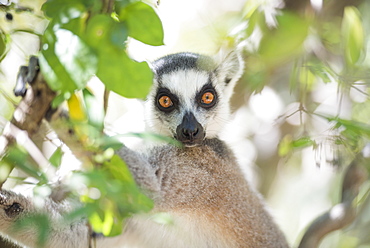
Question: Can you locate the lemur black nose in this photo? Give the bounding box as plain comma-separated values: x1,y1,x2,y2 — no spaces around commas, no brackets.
176,112,204,146
182,127,198,138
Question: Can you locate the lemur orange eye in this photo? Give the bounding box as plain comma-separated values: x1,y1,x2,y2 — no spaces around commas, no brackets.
158,96,173,108
201,92,214,105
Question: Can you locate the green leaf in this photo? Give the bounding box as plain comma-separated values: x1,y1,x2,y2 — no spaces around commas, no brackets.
42,0,80,18
49,147,63,168
40,0,98,93
39,28,98,93
13,214,51,247
42,0,98,19
324,116,370,137
279,136,315,156
0,31,9,62
96,48,152,98
342,6,364,66
97,136,124,150
63,204,96,223
104,155,154,209
88,203,119,236
85,14,128,50
119,2,164,46
83,89,105,131
278,135,292,157
42,1,87,35
299,66,316,90
0,162,12,183
76,155,153,236
292,137,315,149
259,11,310,66
307,62,334,84
244,57,268,93
42,0,92,36
319,115,370,151
104,155,135,183
83,14,151,98
51,92,71,108
3,146,48,183
289,60,300,93
114,0,132,10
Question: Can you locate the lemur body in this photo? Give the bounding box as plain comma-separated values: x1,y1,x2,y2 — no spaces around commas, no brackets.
0,52,288,247
116,139,287,248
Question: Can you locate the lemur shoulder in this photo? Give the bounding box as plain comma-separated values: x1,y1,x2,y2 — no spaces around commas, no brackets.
0,52,289,248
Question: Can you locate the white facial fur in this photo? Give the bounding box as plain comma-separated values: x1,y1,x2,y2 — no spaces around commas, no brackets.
145,52,243,141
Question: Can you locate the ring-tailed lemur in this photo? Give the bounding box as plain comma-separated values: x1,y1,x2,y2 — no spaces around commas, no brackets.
0,52,289,248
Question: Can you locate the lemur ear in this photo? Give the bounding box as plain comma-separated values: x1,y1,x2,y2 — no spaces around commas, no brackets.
215,51,244,98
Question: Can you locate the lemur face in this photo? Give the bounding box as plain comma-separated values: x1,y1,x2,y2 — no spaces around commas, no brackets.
145,52,243,147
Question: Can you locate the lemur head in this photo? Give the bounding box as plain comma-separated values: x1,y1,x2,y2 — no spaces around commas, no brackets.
145,52,243,147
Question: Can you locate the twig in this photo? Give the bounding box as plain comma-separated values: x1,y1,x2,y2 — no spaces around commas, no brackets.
2,121,50,170
103,89,110,114
351,85,370,98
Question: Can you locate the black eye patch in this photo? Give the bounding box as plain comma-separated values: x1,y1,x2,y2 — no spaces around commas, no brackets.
155,88,179,113
196,83,218,109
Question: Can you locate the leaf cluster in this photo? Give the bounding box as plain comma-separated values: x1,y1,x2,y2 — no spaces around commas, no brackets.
39,0,163,102
0,0,165,241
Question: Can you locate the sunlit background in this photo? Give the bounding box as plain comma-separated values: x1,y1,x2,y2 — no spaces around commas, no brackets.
1,0,370,247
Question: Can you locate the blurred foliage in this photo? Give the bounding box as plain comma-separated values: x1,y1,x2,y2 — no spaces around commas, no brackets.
259,11,310,67
234,1,370,247
13,213,50,247
0,0,164,243
278,135,316,157
39,0,162,100
2,145,48,185
1,0,370,247
0,30,8,62
236,1,370,160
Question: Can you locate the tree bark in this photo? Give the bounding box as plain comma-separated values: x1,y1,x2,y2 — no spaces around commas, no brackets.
0,69,56,187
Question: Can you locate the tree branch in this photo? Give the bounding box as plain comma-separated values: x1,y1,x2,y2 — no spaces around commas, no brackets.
10,72,56,137
0,68,56,187
298,156,368,248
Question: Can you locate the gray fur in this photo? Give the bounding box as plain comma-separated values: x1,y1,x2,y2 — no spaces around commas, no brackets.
152,53,216,81
0,52,289,247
